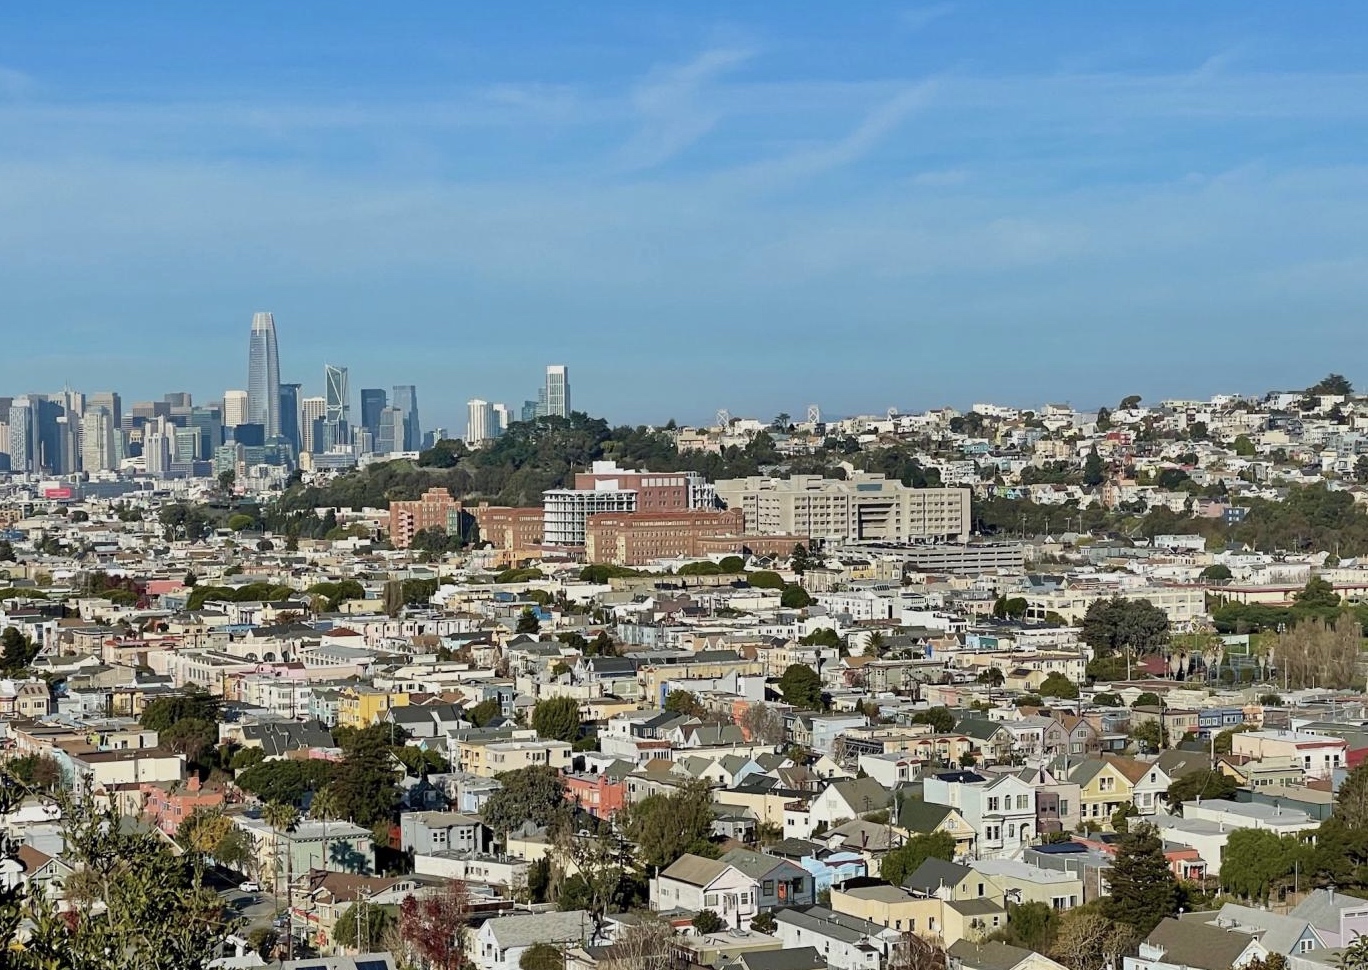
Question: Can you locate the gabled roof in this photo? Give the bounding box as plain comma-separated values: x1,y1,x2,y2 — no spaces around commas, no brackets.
827,777,893,812
719,848,799,880
1143,918,1260,970
898,799,957,834
955,718,1008,742
660,853,732,887
904,857,972,894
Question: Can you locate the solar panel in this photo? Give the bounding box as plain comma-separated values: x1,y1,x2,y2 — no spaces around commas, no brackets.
356,962,391,970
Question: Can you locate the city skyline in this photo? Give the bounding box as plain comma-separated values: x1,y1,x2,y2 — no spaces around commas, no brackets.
2,4,1366,420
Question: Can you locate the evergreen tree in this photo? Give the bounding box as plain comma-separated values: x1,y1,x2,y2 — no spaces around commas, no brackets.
1100,822,1178,934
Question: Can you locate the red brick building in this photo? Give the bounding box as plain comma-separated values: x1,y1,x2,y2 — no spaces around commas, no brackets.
471,504,545,564
584,509,745,565
387,487,463,549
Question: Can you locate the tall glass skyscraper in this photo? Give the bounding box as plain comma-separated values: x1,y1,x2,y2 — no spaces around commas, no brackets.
545,364,570,418
392,385,420,451
324,364,350,448
278,383,302,456
360,388,387,439
247,312,282,438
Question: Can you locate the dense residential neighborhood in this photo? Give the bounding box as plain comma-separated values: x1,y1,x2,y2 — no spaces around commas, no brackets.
9,374,1368,970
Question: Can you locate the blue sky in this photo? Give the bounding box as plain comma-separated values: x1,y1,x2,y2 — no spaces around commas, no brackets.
1,3,1366,429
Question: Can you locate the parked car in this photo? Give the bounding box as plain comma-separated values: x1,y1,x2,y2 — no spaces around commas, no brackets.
238,881,261,893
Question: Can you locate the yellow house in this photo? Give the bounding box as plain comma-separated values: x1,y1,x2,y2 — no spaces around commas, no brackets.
461,735,573,778
1067,756,1149,828
714,786,800,828
337,686,410,728
832,883,996,946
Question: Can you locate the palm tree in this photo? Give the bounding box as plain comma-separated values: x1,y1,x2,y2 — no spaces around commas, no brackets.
262,801,301,943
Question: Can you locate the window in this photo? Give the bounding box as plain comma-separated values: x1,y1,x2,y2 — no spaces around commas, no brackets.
1059,799,1069,815
763,880,774,896
705,894,718,907
987,797,1000,812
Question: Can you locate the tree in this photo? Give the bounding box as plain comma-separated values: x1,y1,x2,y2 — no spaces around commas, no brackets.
790,543,811,575
140,689,221,733
739,701,786,745
1101,823,1178,934
601,916,675,970
1039,672,1079,700
664,690,705,717
555,826,631,943
1119,395,1142,410
1131,692,1162,709
912,706,955,734
718,556,745,573
0,539,15,561
691,909,724,934
316,727,402,831
532,696,582,743
1308,373,1353,397
1051,910,1137,970
399,878,472,970
620,778,717,869
516,607,542,634
1110,803,1138,834
481,765,568,836
1,789,236,970
521,943,565,970
747,570,786,590
1081,597,1170,661
1213,724,1253,754
1093,692,1121,706
780,584,813,609
334,901,394,951
1222,828,1303,902
880,831,956,886
1082,448,1105,487
162,717,219,770
1199,563,1233,582
1233,435,1257,457
977,667,1005,688
778,663,824,710
184,570,199,587
219,469,237,492
1295,576,1340,609
1163,769,1238,812
466,698,502,727
992,596,1028,619
1130,720,1162,752
0,626,39,674
235,758,335,806
1004,900,1058,953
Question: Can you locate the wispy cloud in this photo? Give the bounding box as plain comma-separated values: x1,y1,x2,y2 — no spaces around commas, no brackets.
900,3,955,32
614,47,753,171
723,82,937,189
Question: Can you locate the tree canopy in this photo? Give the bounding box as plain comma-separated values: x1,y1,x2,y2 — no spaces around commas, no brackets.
1100,823,1179,934
778,663,824,710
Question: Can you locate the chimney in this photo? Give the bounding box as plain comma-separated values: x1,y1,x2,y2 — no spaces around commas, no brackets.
187,774,201,793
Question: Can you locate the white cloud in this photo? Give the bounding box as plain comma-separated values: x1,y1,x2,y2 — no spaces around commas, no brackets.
614,47,754,171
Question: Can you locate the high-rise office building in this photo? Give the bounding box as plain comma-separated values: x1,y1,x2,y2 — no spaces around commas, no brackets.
223,390,249,429
301,396,327,453
521,400,540,424
393,385,420,451
88,392,121,430
466,399,496,446
247,312,282,438
81,407,118,471
545,365,570,419
7,397,32,472
325,365,349,426
279,383,302,456
377,406,405,455
188,406,224,460
164,392,192,409
492,404,510,434
360,388,387,439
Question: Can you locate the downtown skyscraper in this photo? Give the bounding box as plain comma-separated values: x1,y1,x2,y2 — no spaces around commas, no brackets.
247,312,282,438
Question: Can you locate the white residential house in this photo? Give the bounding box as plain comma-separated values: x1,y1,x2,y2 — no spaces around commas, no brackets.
1132,763,1172,815
924,770,1037,860
651,854,760,929
809,778,894,829
475,910,592,970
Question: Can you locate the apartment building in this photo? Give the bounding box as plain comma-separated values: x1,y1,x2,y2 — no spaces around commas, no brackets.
387,486,463,549
714,473,971,544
